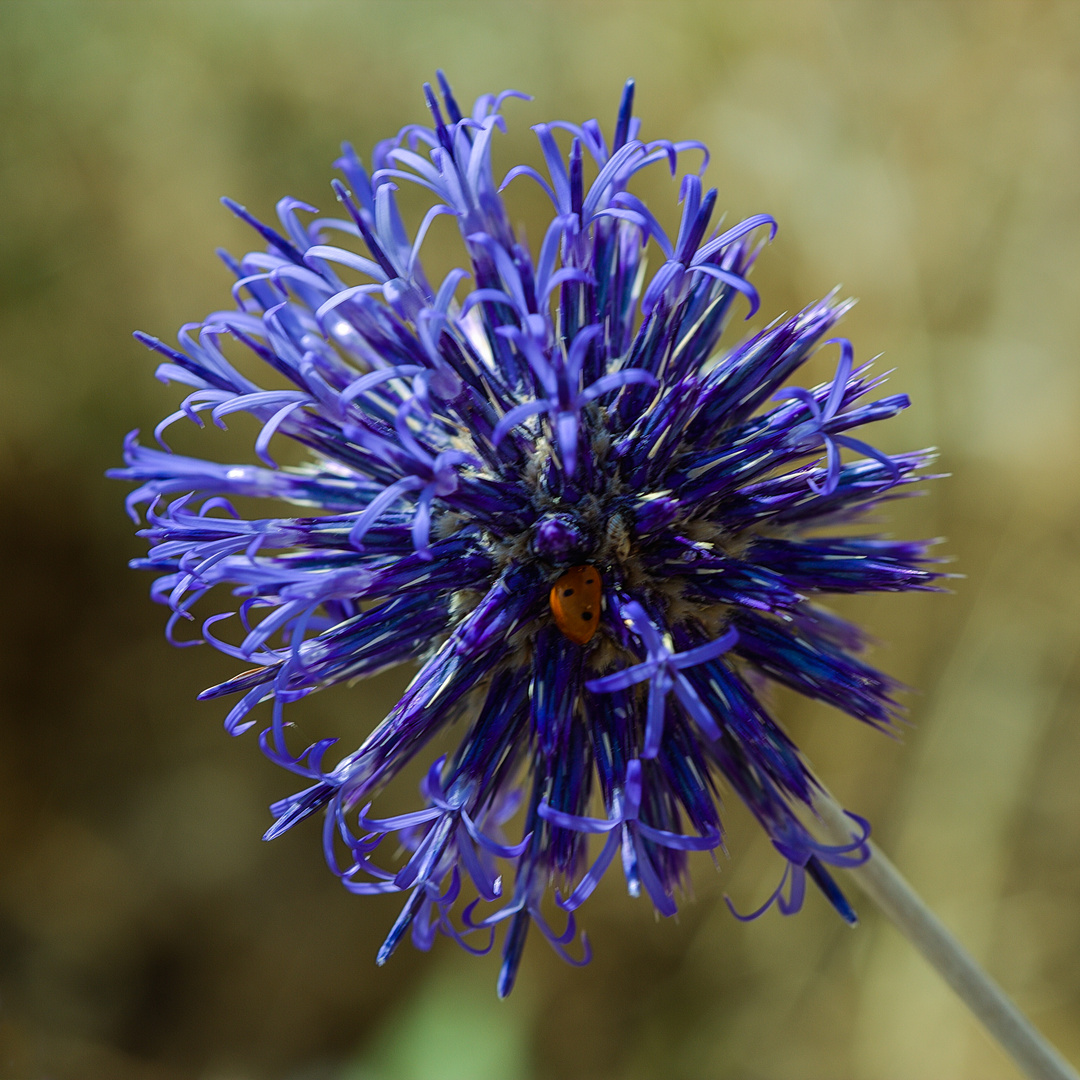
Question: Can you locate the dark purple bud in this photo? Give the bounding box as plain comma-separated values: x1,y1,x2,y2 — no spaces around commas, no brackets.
532,513,588,561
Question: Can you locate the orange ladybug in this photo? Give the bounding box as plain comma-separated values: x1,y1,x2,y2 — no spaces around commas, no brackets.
550,565,602,645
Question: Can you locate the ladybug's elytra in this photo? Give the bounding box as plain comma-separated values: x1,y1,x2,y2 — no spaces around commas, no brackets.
550,565,602,645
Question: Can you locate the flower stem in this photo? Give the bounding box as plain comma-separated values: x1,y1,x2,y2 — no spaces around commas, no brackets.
815,793,1078,1080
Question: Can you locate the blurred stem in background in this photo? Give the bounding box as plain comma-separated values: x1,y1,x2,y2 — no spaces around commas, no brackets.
817,793,1079,1080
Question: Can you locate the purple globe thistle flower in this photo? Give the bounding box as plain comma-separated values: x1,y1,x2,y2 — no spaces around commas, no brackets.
112,76,941,997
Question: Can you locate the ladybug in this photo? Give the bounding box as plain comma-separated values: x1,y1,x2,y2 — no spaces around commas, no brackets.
550,565,602,645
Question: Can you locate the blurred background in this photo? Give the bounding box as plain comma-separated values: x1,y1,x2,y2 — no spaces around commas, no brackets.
2,2,1080,1078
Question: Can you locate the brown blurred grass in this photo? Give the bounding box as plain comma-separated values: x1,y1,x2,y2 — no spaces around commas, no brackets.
2,2,1080,1078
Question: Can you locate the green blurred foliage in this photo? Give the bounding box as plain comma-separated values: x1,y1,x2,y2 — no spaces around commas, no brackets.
1,2,1080,1078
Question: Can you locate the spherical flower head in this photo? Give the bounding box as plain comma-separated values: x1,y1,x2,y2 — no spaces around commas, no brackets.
111,76,942,997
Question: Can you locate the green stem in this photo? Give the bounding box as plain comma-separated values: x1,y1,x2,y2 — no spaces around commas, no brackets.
815,793,1078,1080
